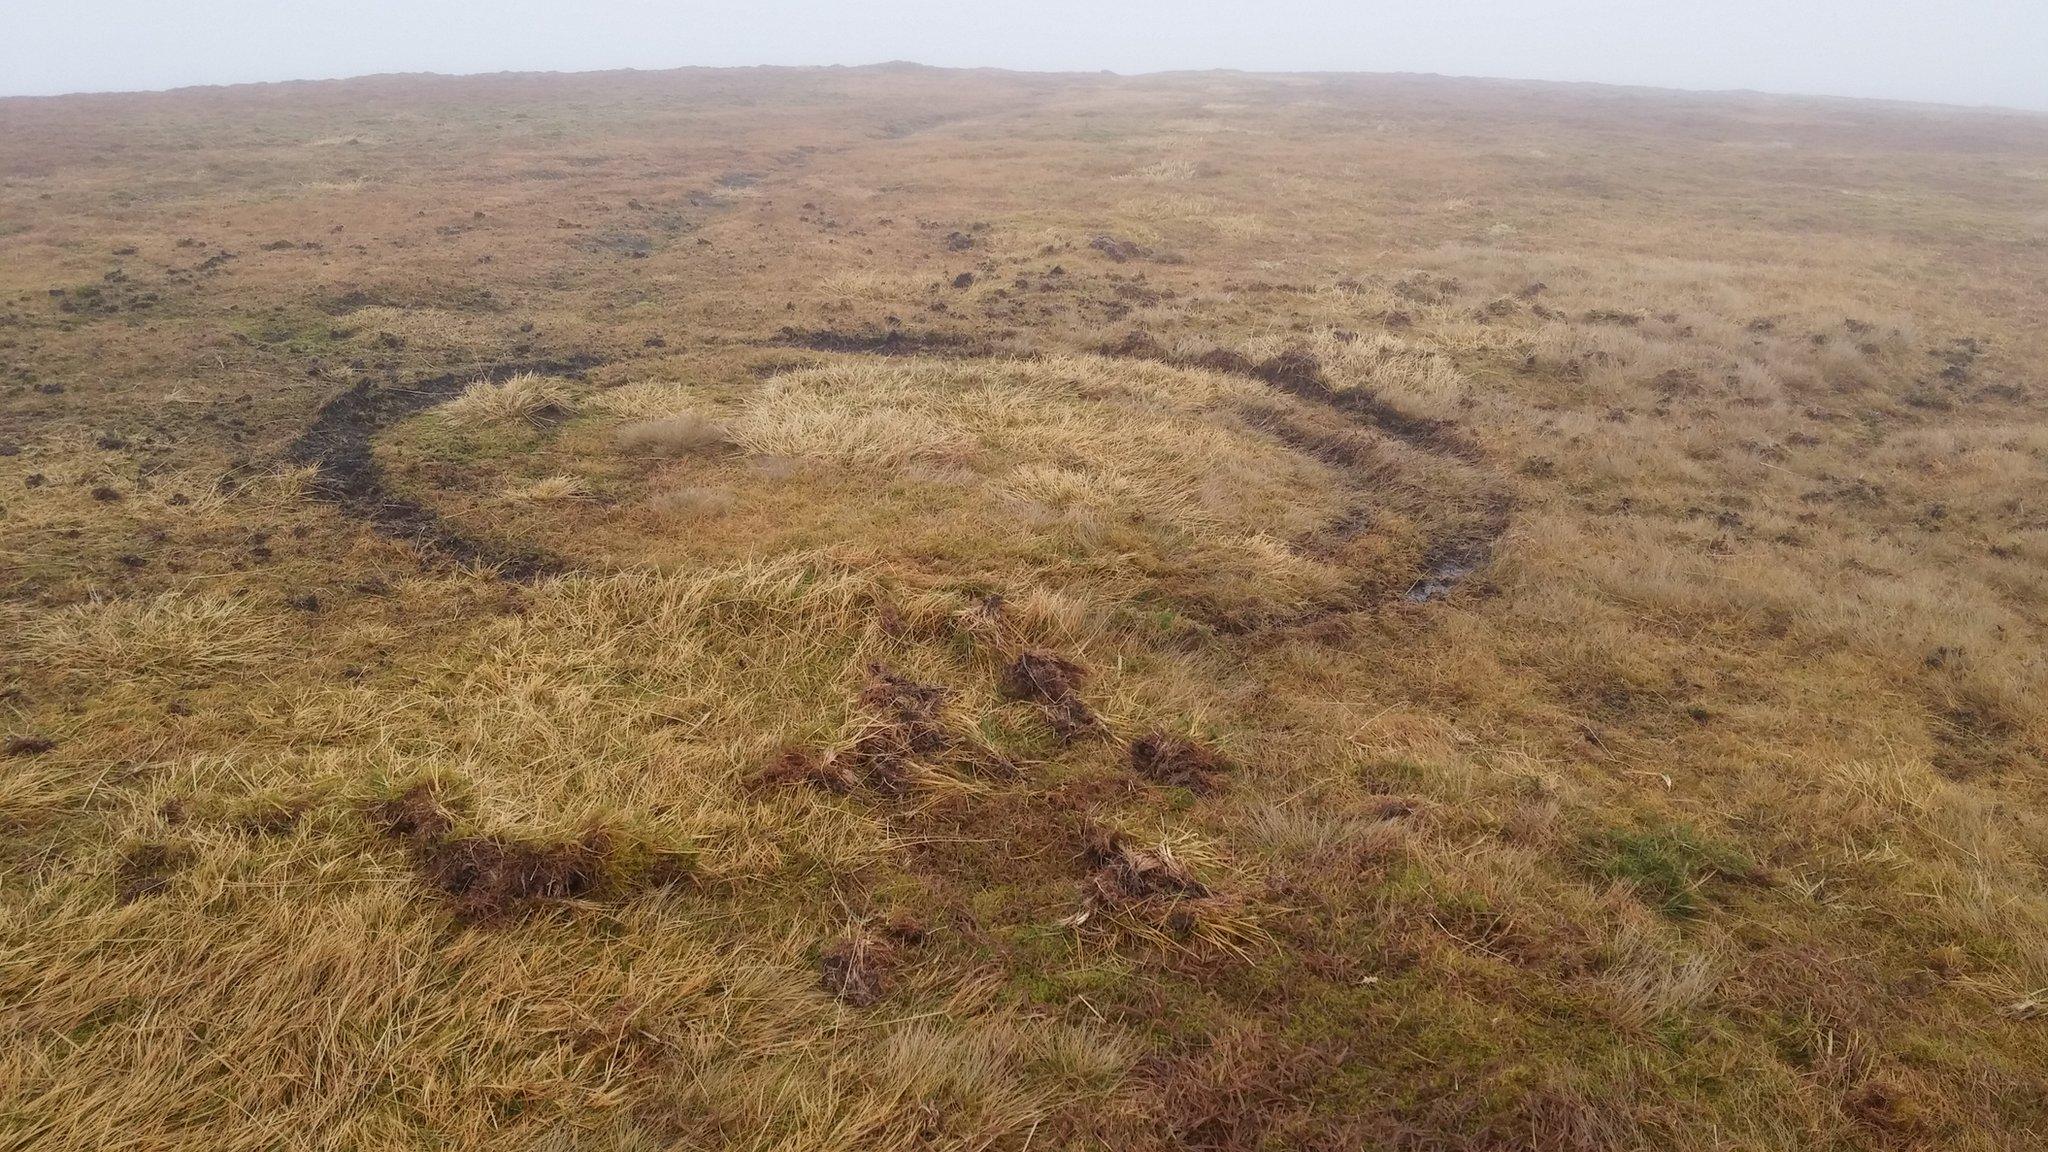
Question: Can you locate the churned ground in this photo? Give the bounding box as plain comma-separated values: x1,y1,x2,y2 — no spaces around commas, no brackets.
3,65,2048,1150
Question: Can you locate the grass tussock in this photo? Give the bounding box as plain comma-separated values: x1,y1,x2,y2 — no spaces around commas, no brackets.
506,473,592,501
22,593,284,682
502,350,1404,626
441,371,578,425
707,354,1369,614
647,485,735,518
614,411,733,455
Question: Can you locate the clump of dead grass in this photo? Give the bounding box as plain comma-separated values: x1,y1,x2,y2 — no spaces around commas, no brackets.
1595,919,1727,1032
441,371,577,425
1127,730,1232,793
23,593,284,682
506,474,592,501
614,411,733,455
1243,798,1412,871
647,485,735,518
757,663,1007,796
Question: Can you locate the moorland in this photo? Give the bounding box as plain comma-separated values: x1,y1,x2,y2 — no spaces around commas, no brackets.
4,64,2048,1150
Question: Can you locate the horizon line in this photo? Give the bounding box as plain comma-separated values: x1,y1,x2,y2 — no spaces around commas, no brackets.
6,59,2047,118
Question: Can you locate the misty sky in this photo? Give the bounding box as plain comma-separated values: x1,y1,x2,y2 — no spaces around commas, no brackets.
4,0,2044,111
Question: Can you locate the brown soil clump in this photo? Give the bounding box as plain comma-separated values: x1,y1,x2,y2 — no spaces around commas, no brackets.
878,910,929,945
1089,235,1152,263
846,663,951,790
1189,347,1255,376
998,650,1100,739
1128,731,1231,794
819,934,898,1007
1845,1077,1928,1135
757,665,1008,796
1080,824,1211,903
365,784,619,919
367,783,455,843
857,664,950,731
413,831,612,920
1100,329,1168,360
1248,350,1328,397
1066,825,1266,955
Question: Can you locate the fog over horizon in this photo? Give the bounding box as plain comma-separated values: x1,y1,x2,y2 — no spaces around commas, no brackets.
4,0,2044,112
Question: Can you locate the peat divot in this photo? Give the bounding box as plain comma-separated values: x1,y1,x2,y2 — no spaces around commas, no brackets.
364,783,690,920
1128,732,1231,794
998,650,1102,740
819,934,898,1007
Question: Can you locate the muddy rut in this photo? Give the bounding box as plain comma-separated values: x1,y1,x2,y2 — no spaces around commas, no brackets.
1130,342,1511,608
283,356,602,578
282,328,1506,617
777,327,1512,615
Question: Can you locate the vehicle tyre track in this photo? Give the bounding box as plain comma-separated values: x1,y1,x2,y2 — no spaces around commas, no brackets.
776,327,1512,614
283,356,603,579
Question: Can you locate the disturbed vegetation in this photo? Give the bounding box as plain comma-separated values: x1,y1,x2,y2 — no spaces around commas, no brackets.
3,64,2048,1150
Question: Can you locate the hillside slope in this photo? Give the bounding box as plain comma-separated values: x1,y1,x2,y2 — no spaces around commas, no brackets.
4,67,2048,1150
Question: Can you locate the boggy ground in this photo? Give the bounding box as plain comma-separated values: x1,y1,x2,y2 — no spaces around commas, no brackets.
4,65,2048,1151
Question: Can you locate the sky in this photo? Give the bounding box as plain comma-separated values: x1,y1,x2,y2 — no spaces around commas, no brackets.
3,0,2044,111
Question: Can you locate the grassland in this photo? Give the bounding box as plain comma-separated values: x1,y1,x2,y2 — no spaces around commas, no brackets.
4,64,2048,1150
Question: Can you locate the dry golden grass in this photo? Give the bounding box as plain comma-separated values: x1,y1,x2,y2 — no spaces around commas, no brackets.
22,592,285,683
612,411,733,454
442,372,578,426
505,473,592,501
647,484,735,519
4,62,2048,1151
724,355,1341,533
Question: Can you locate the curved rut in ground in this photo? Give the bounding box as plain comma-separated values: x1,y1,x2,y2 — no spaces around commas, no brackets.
1101,340,1512,610
281,330,1508,623
282,356,603,579
773,326,1514,616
